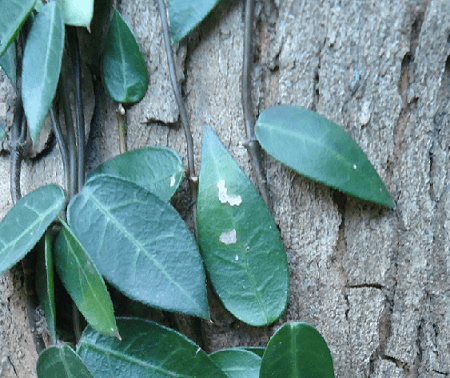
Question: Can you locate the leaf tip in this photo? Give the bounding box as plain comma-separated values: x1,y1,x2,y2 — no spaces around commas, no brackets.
115,331,122,341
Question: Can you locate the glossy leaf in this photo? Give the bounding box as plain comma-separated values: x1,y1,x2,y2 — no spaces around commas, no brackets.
102,9,148,103
241,347,265,358
22,1,65,143
0,185,65,275
54,220,118,337
0,41,16,87
59,0,94,28
36,231,57,343
37,345,94,378
169,0,220,43
210,349,261,378
197,125,289,326
255,105,395,208
0,0,36,58
260,322,335,378
89,147,183,201
77,318,228,378
67,175,208,318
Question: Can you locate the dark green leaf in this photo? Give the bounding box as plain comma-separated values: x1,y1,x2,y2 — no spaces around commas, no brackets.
197,125,289,326
255,105,395,208
67,175,208,318
60,0,94,27
77,318,228,378
0,41,16,87
36,231,57,344
260,322,335,378
22,1,65,143
89,147,183,201
210,349,261,378
54,220,118,337
37,344,94,378
0,0,36,58
169,0,220,43
0,185,65,275
241,347,265,357
102,9,148,103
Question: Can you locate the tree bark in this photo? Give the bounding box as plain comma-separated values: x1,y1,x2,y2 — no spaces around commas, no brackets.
0,0,449,377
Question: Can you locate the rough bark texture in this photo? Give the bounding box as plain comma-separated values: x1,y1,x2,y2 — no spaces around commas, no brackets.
0,0,449,377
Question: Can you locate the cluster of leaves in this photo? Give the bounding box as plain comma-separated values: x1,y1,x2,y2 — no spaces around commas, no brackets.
0,0,394,377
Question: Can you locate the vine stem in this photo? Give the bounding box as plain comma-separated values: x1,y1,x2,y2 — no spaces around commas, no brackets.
242,0,270,206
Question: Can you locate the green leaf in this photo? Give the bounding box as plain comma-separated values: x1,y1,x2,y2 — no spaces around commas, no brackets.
54,220,118,337
36,231,57,344
255,105,395,209
169,0,220,43
210,349,261,378
22,1,65,143
197,125,289,326
67,175,208,318
89,147,184,201
0,41,16,87
58,0,94,28
0,185,65,275
37,344,94,378
0,125,5,140
260,322,335,378
0,0,36,58
241,347,265,358
77,318,228,378
102,9,148,103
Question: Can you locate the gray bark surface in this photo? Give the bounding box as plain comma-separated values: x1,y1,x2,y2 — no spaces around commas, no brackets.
0,0,449,377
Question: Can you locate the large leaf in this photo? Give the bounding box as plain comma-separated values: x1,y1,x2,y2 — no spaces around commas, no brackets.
169,0,220,43
22,1,65,143
54,220,118,337
197,125,289,326
67,175,208,318
37,345,94,378
89,147,183,201
255,105,395,208
77,318,228,378
36,231,57,343
59,0,94,28
210,349,261,378
102,9,148,103
0,41,16,87
0,0,36,58
259,322,335,378
0,185,65,275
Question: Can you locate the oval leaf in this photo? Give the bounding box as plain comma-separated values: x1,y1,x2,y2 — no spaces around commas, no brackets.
54,220,118,337
210,349,261,378
37,345,94,378
59,0,94,28
77,318,228,378
169,0,220,43
22,1,65,143
67,175,208,318
0,185,65,275
36,231,57,343
89,147,184,201
197,125,289,326
0,41,17,87
260,322,335,378
0,0,36,58
102,9,148,103
255,105,394,208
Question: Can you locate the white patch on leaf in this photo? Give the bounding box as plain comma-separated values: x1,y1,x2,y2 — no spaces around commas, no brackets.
219,229,237,245
216,179,242,206
170,175,176,187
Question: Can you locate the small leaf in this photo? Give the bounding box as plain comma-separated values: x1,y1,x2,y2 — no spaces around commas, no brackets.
89,147,184,201
67,175,208,318
169,0,220,43
54,220,118,337
0,0,36,58
77,318,228,378
58,0,94,28
197,126,289,326
37,345,94,378
260,322,335,378
102,9,148,103
22,1,65,143
255,105,395,208
36,231,57,343
0,125,5,140
210,349,261,378
0,41,16,87
0,185,65,275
